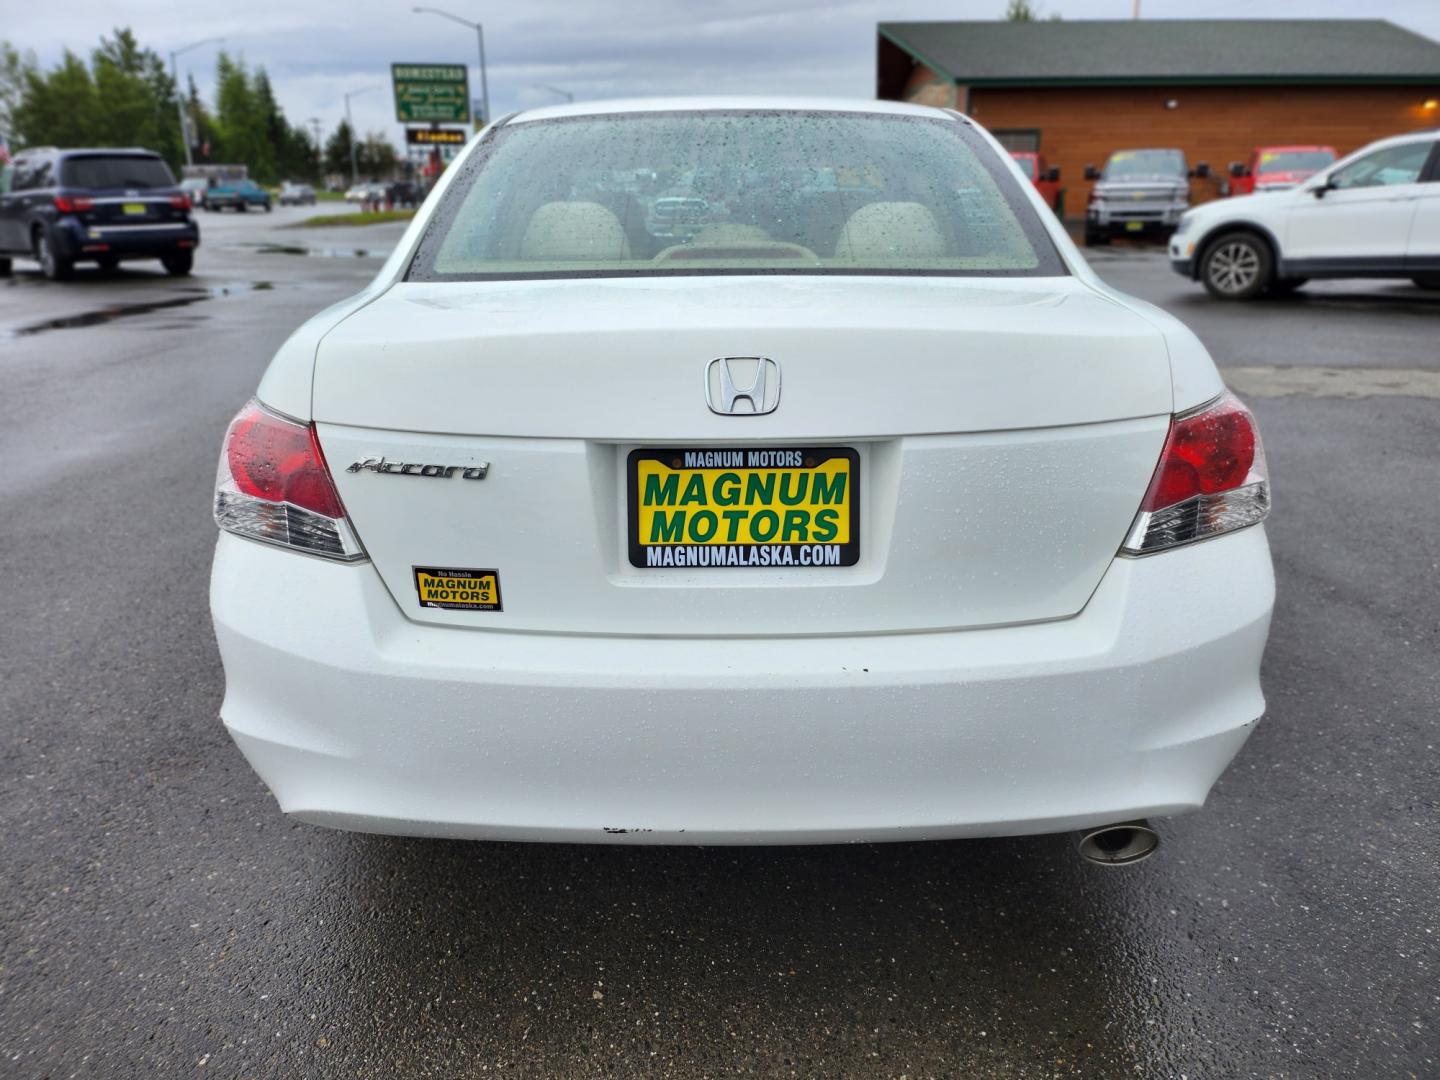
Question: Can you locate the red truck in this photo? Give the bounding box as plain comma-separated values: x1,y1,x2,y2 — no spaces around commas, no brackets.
1010,151,1062,214
1227,145,1337,195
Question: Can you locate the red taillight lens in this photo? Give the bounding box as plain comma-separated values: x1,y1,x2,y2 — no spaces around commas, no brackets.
54,196,95,212
1123,391,1269,556
170,194,190,209
214,400,364,560
1140,393,1257,511
225,403,344,517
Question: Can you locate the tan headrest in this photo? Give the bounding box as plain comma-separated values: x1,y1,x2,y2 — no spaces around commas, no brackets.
520,201,632,261
834,202,945,260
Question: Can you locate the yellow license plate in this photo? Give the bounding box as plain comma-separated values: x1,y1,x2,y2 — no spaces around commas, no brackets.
122,203,147,216
628,447,859,568
1125,221,1144,232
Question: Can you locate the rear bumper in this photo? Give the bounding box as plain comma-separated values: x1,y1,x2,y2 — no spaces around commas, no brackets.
210,527,1274,844
54,217,199,258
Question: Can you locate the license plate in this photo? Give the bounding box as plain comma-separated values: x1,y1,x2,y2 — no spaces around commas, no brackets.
122,203,147,216
1125,221,1144,232
627,447,859,568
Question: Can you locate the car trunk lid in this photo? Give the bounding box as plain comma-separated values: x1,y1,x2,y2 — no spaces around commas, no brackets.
313,275,1174,636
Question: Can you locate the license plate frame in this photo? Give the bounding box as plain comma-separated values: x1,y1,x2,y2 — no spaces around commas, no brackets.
626,446,860,569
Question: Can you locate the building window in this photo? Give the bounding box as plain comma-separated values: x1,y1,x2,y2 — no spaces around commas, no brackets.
992,129,1041,153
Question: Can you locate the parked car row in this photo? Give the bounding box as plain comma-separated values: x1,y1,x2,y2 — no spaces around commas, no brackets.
279,182,317,206
345,180,422,208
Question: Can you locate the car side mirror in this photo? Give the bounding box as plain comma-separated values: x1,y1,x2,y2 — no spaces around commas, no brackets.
1083,164,1098,181
1228,162,1245,179
1045,167,1060,182
1190,162,1210,180
1312,179,1336,199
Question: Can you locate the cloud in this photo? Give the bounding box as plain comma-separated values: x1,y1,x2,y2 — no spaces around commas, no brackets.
8,0,1439,150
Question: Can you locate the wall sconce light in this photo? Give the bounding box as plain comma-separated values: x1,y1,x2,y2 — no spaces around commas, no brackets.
1423,99,1439,110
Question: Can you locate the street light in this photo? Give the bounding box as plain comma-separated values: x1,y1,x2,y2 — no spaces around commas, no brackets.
412,7,490,128
531,83,573,104
309,117,324,182
169,36,225,168
344,86,379,188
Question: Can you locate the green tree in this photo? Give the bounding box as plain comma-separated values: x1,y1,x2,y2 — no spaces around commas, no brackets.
9,30,183,165
92,28,182,164
213,51,275,181
185,73,218,161
12,50,100,149
356,131,398,178
253,68,317,181
324,118,355,178
1004,0,1060,19
0,41,38,137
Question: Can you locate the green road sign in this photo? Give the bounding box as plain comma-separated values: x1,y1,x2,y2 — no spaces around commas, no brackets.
392,63,470,124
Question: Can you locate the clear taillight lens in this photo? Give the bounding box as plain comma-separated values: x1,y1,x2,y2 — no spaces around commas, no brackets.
1121,391,1269,556
213,399,365,561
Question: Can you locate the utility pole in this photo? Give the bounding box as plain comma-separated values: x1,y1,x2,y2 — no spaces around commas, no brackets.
1133,0,1142,17
344,86,378,188
413,7,491,127
170,37,225,168
309,117,324,182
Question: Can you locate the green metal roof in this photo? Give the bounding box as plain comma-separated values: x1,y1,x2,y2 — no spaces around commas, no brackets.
878,19,1440,86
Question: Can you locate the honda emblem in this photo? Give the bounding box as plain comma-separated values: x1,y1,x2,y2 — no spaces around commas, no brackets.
705,357,780,416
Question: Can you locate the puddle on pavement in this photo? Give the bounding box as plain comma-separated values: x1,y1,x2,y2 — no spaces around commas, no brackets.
247,243,380,259
2,281,274,339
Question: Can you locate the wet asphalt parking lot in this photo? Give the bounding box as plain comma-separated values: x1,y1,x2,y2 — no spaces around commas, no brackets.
1,210,1437,1079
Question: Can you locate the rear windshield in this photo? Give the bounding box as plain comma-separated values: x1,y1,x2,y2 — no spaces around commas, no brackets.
1102,150,1185,181
407,111,1066,280
61,155,175,190
1257,149,1335,174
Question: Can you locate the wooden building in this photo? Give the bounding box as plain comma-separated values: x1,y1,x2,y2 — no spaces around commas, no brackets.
877,19,1440,215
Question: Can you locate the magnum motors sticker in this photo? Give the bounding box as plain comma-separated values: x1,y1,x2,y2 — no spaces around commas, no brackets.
413,567,503,611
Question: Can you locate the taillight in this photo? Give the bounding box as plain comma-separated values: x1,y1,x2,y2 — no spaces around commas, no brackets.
170,194,190,210
54,196,95,212
1121,391,1269,556
213,400,365,561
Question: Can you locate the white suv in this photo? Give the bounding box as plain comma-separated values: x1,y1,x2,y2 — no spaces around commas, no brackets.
1171,131,1440,299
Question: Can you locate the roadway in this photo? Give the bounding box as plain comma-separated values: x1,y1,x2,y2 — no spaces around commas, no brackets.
1,215,1436,1078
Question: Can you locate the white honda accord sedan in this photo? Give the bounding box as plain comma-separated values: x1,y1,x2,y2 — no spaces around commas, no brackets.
210,98,1273,861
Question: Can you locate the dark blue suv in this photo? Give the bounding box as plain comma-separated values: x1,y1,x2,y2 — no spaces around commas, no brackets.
0,147,200,280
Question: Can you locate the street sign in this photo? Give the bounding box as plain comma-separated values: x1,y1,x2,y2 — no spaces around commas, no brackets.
391,64,470,124
406,127,467,146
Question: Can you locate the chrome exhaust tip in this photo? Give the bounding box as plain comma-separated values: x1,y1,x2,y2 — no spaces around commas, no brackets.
1077,819,1159,866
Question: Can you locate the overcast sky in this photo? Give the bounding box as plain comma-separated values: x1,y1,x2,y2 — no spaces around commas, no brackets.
10,0,1440,147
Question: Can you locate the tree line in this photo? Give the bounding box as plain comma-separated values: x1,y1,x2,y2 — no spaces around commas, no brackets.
0,29,397,185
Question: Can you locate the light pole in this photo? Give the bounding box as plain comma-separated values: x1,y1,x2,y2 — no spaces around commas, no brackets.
169,36,225,168
532,83,573,103
309,117,323,182
343,86,378,188
412,7,490,128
